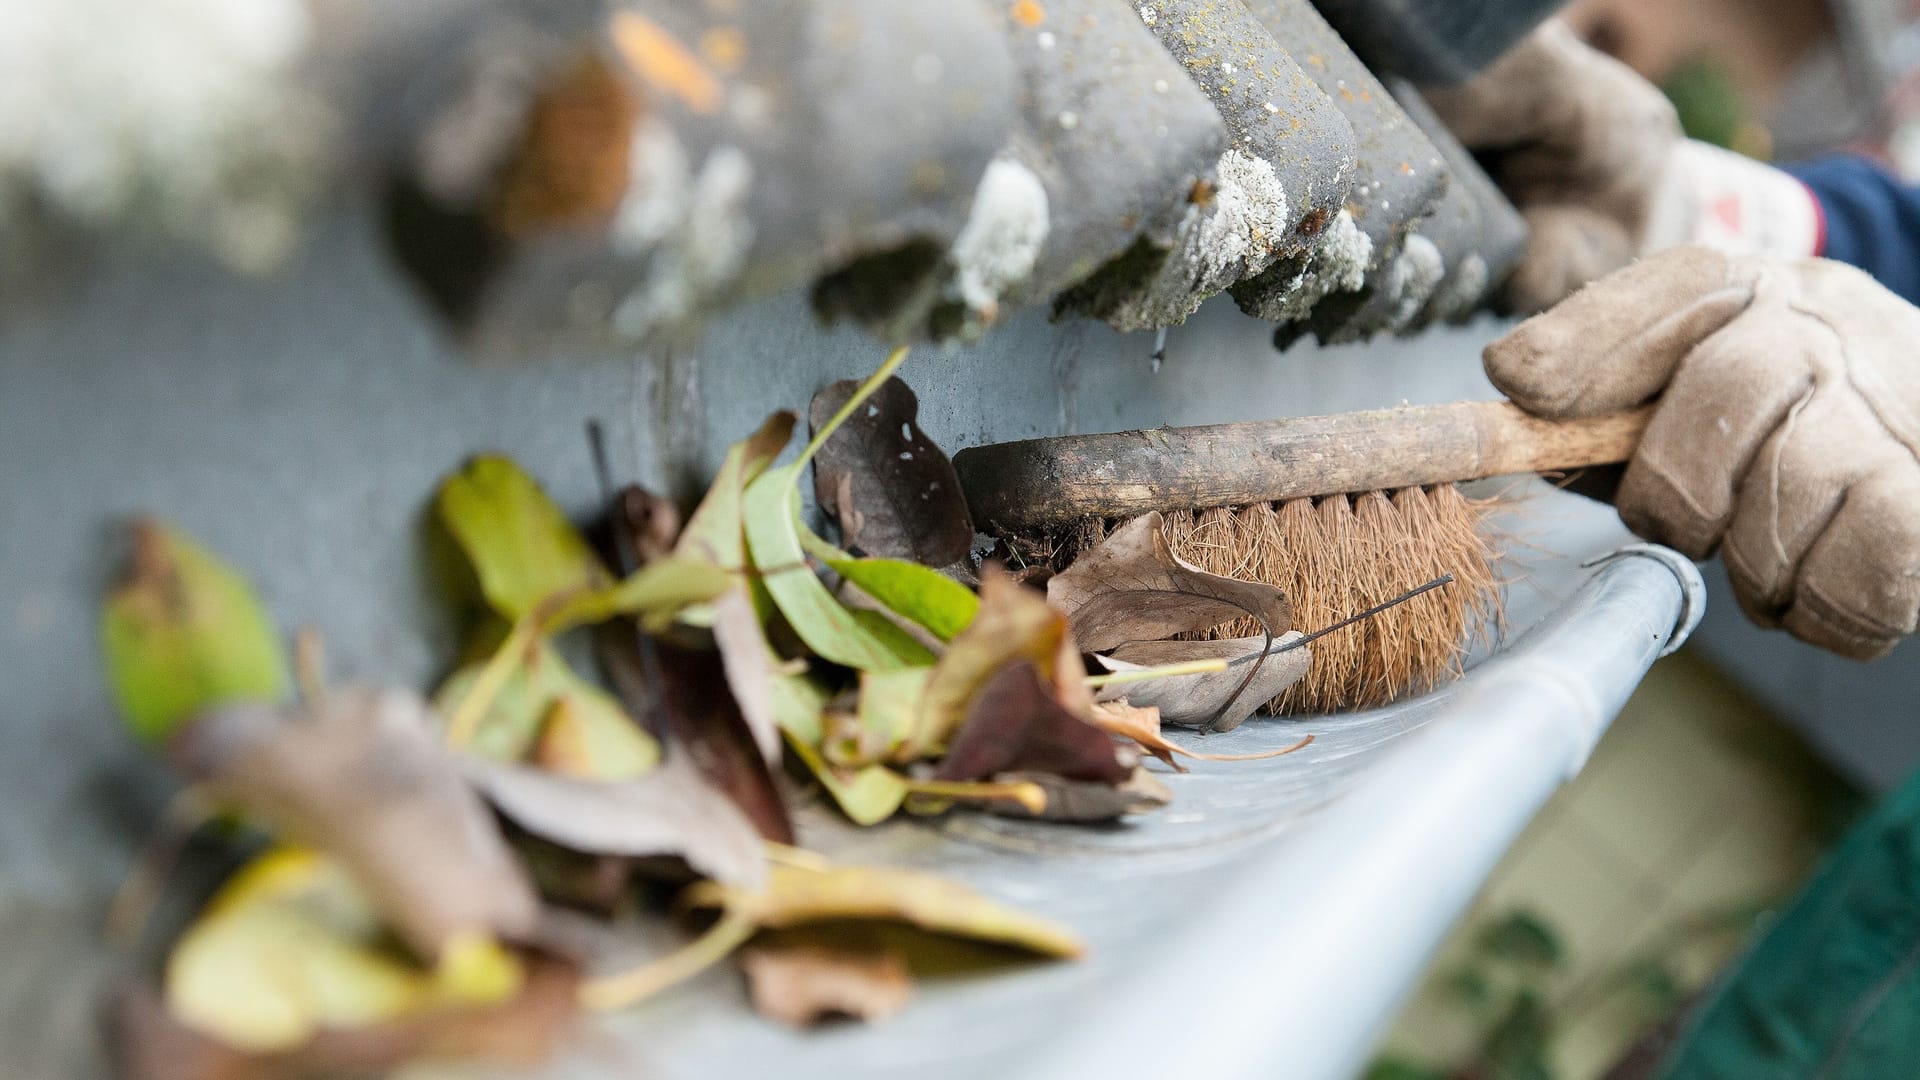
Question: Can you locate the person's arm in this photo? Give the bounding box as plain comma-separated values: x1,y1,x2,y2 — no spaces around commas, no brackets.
1784,153,1920,306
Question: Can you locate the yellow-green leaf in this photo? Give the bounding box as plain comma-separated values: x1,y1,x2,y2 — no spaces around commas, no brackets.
434,641,657,778
166,848,523,1053
785,734,908,826
769,668,830,746
802,532,979,642
743,465,933,670
438,455,610,620
685,862,1082,958
858,668,930,764
546,556,734,633
101,520,288,743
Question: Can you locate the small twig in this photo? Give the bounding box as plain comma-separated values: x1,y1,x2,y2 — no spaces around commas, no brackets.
1083,657,1230,688
578,904,760,1012
293,627,327,707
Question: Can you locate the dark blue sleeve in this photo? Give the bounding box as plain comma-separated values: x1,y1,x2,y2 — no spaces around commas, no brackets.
1783,153,1920,306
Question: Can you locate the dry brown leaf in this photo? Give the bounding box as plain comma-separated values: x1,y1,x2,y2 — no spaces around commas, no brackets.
1047,512,1293,652
1089,700,1316,767
739,941,914,1028
915,567,1089,757
1094,633,1312,732
166,687,540,962
710,588,781,764
596,619,794,844
463,754,767,890
808,375,973,571
111,951,578,1080
932,662,1132,785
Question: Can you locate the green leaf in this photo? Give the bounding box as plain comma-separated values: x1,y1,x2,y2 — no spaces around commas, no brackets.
434,640,657,779
858,668,931,764
1477,909,1564,971
802,532,979,642
769,670,831,745
1445,965,1496,1011
1482,988,1554,1080
1364,1059,1451,1080
786,733,909,826
101,520,288,743
742,464,932,670
546,556,735,633
438,455,610,620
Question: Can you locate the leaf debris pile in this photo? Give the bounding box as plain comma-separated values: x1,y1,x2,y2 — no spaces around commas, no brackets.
97,348,1317,1075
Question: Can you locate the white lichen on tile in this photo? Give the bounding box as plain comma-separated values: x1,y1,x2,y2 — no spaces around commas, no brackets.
1100,148,1290,330
1378,234,1444,333
612,119,692,254
0,0,327,270
1237,208,1372,322
946,157,1050,318
1420,252,1490,326
612,144,755,339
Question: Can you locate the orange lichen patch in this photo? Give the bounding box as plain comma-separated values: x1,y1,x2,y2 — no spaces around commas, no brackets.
699,26,747,74
494,55,639,237
610,10,724,115
1010,0,1046,27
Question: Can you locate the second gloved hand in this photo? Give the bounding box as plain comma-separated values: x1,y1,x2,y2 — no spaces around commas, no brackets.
1426,21,1822,313
1486,246,1920,659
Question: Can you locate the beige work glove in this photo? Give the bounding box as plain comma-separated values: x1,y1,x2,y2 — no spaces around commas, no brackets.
1487,246,1920,659
1427,22,1821,313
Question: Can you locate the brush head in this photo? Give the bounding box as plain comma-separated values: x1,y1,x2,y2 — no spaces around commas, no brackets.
1008,484,1502,714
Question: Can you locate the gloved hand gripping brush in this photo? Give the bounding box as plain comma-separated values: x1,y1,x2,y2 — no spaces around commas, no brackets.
953,400,1651,713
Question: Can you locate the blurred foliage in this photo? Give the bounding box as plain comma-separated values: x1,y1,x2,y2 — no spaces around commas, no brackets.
1662,56,1770,158
1369,900,1769,1080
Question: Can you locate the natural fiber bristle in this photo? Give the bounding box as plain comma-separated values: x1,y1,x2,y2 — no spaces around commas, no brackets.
1159,484,1502,714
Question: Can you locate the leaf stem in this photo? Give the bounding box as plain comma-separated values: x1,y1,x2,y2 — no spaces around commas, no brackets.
794,346,911,471
904,777,1049,815
578,905,760,1012
1083,658,1230,688
445,613,541,748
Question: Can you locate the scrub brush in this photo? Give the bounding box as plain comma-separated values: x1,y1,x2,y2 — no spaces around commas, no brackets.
951,400,1650,713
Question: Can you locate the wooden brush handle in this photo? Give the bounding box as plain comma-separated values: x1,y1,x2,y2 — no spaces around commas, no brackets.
952,400,1652,529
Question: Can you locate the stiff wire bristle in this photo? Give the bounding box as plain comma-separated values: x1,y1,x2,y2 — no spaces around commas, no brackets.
1159,484,1501,714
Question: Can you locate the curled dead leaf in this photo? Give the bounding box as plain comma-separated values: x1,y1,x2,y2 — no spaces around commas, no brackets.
167,688,540,962
1094,633,1312,732
1046,512,1293,651
915,567,1089,757
933,661,1131,785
